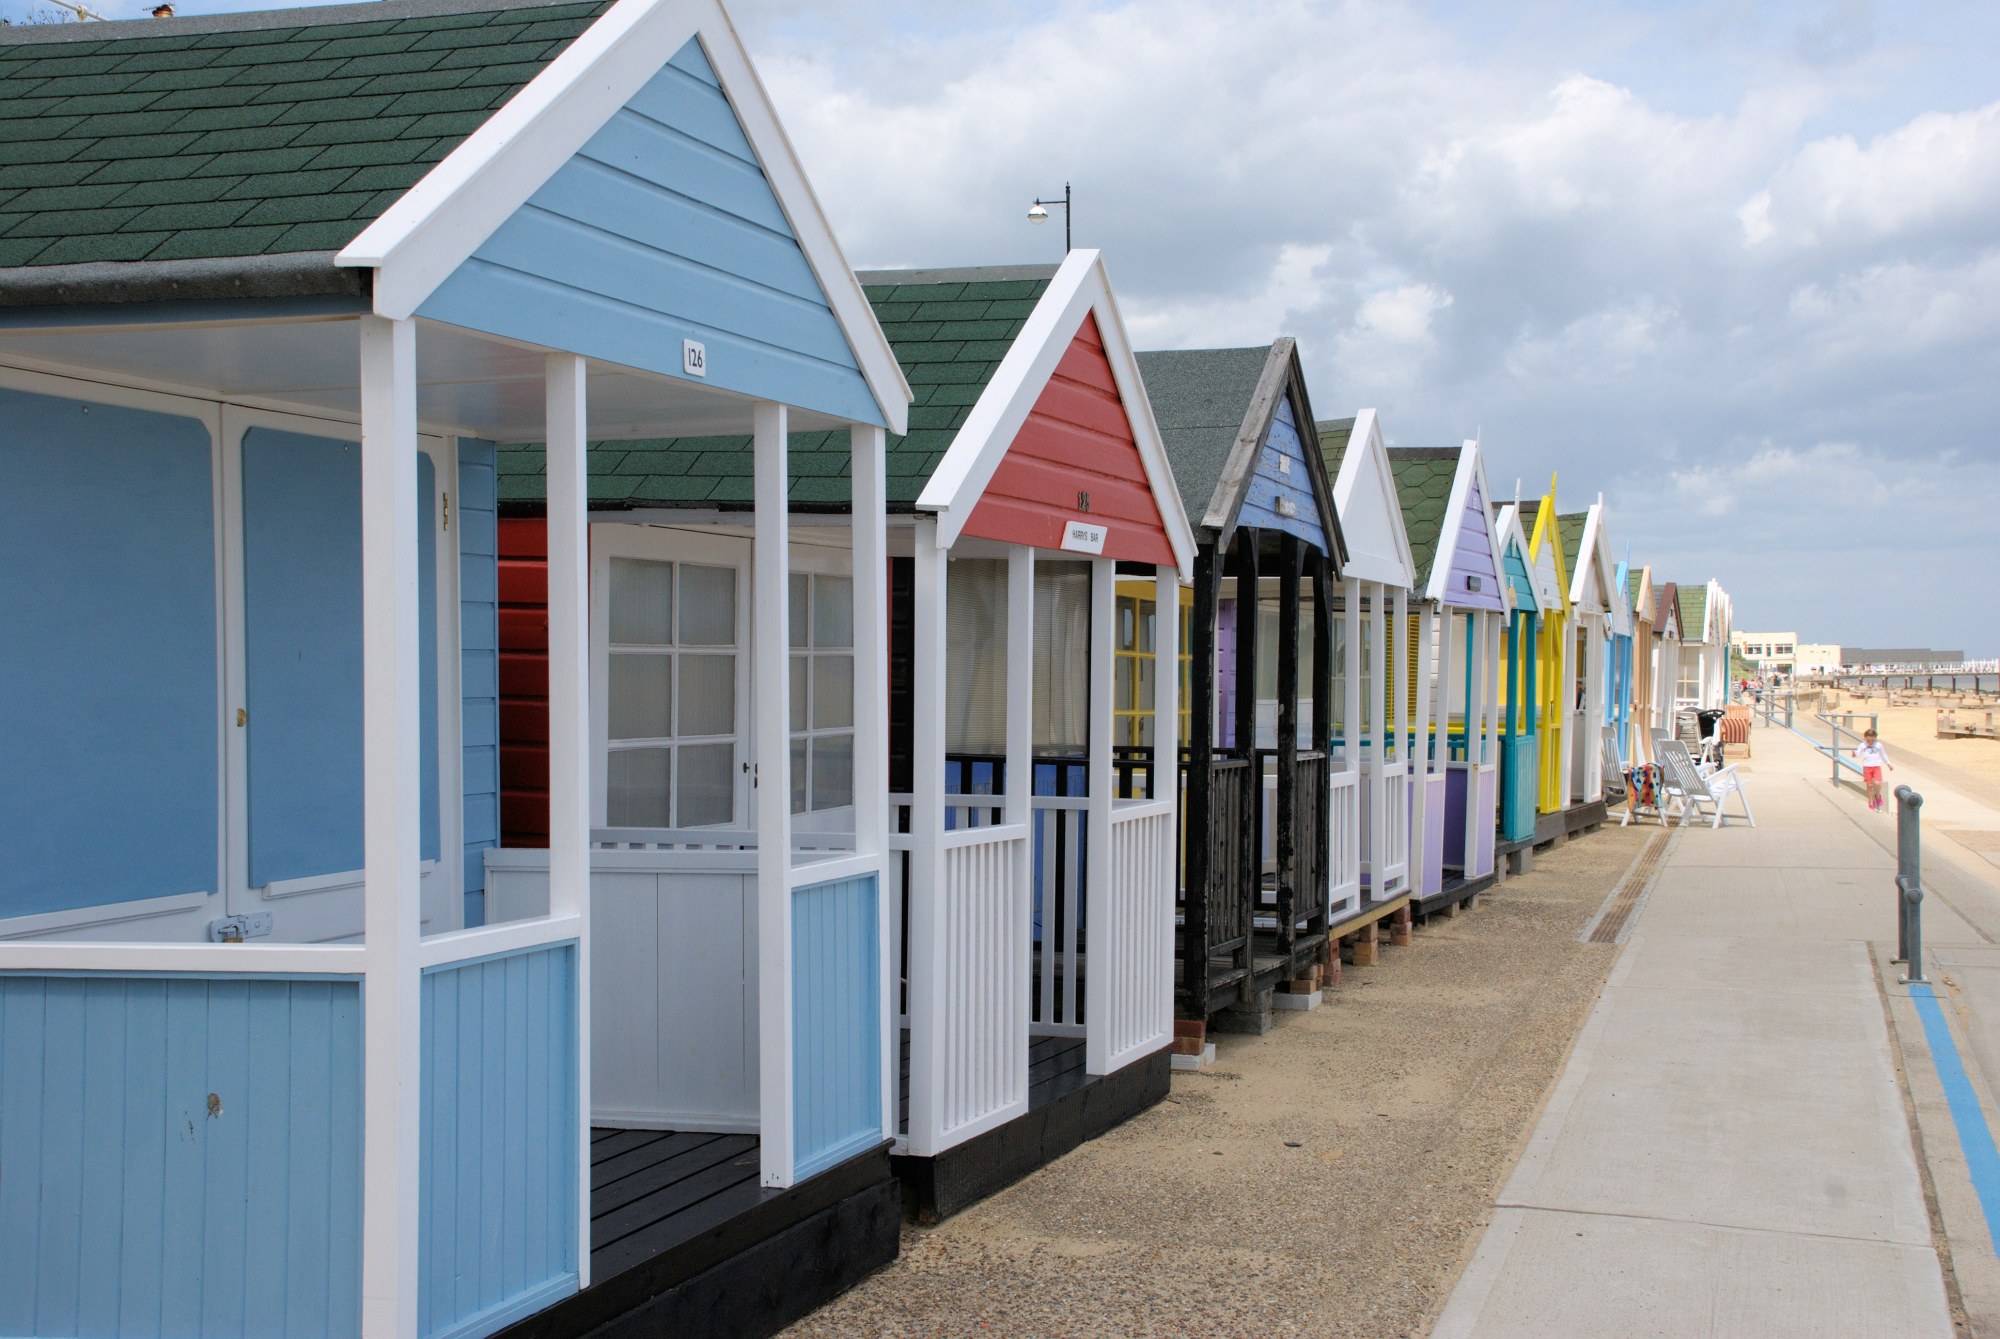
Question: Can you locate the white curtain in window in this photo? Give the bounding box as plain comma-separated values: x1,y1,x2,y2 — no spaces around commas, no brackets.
1035,562,1091,752
945,558,1008,754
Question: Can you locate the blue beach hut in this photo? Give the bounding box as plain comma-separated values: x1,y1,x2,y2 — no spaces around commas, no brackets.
0,0,910,1334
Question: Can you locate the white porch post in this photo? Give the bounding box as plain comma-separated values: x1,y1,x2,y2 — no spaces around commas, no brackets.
906,518,948,1156
849,424,893,1142
1411,604,1435,896
1084,556,1115,1075
1369,582,1386,883
753,402,795,1187
1345,578,1363,890
1464,612,1486,864
1152,565,1180,1036
1005,547,1034,1095
544,354,592,1280
1344,578,1361,775
358,314,422,1338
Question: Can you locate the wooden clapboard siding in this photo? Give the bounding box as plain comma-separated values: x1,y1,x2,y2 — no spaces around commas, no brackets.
1,388,219,921
418,38,880,429
960,314,1175,565
1235,394,1326,552
460,442,502,926
792,874,884,1179
499,517,551,848
0,974,363,1337
1445,473,1506,612
419,943,580,1339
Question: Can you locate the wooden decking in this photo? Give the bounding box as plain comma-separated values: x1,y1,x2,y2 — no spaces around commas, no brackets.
498,1129,897,1339
589,1127,762,1279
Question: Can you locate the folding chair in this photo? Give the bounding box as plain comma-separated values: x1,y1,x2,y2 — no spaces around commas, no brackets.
1658,739,1755,829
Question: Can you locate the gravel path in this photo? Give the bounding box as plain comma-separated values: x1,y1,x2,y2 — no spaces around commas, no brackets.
785,825,1647,1339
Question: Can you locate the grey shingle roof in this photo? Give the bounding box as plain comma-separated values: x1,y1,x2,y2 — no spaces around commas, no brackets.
0,0,606,272
1131,345,1270,532
497,265,1057,509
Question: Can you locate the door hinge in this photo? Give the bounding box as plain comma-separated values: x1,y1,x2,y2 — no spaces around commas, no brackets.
236,708,248,728
442,491,451,532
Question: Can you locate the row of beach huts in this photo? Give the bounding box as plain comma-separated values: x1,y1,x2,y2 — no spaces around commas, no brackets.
0,0,1734,1335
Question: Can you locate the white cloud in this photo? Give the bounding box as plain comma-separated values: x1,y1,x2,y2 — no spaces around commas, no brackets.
1742,101,2000,251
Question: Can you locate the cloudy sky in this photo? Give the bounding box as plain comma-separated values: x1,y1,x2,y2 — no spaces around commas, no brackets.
14,0,1999,653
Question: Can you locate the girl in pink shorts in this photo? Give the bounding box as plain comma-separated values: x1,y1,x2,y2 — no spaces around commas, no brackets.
1855,729,1894,812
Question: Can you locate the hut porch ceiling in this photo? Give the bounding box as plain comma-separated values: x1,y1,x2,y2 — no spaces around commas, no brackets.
0,312,856,443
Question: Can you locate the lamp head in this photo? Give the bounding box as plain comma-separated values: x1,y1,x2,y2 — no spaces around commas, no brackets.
1027,202,1049,225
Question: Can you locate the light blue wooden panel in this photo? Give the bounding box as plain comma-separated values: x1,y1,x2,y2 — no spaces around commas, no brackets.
0,973,362,1337
418,37,882,428
1236,394,1328,553
242,433,439,885
0,389,217,919
792,875,883,1179
459,441,501,928
1443,473,1506,612
419,943,579,1339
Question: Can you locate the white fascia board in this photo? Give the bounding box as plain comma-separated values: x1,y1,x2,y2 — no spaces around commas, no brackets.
1426,445,1473,603
918,249,1097,543
1087,256,1196,578
338,0,912,435
917,250,1193,576
340,0,702,317
1469,445,1516,615
699,6,911,435
1570,503,1606,613
1329,408,1416,587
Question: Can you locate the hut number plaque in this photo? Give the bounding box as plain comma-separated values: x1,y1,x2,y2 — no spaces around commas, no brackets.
1062,520,1108,554
683,339,707,378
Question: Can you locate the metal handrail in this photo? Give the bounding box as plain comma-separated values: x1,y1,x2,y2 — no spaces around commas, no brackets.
1812,710,1878,787
1893,785,1927,984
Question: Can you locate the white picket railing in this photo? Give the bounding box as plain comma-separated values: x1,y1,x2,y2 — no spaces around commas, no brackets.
1032,794,1088,1036
932,820,1031,1144
1381,761,1410,894
1359,760,1411,898
1328,767,1362,915
1090,798,1174,1074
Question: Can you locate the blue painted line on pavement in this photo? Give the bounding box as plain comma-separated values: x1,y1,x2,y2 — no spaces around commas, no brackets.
1910,980,2000,1256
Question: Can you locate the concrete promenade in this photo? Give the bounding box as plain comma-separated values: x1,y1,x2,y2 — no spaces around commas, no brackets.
1433,723,1975,1337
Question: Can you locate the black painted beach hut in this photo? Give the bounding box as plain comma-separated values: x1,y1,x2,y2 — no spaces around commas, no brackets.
1135,341,1349,1040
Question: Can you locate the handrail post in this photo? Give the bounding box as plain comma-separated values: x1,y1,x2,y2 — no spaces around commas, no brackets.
1896,785,1926,983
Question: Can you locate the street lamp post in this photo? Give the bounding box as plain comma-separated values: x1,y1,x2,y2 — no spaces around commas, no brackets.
1027,182,1072,253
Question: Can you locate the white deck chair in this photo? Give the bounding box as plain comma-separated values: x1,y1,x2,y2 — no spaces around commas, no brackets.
1601,735,1628,801
1658,739,1755,829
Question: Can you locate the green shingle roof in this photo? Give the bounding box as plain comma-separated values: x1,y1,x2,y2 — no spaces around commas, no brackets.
1678,584,1708,639
1387,448,1458,586
1626,568,1644,612
1557,511,1588,581
0,0,607,270
1315,418,1354,482
496,265,1056,508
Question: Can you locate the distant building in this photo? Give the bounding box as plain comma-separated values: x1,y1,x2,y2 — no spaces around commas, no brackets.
1841,647,1965,668
1794,643,1842,675
1732,630,1798,673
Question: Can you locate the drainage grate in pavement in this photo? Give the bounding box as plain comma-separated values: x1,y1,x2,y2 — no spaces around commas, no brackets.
1585,830,1672,944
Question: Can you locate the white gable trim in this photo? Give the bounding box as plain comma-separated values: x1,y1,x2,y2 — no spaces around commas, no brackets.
1330,408,1415,587
336,0,911,434
914,250,1194,577
1569,503,1611,616
1494,502,1536,616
